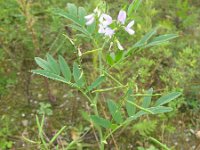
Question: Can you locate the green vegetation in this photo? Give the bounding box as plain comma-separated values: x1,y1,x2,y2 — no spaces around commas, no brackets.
0,0,199,149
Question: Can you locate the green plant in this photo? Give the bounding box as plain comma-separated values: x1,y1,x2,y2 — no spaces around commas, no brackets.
0,116,13,150
31,1,181,149
0,65,16,97
37,102,53,116
23,115,66,149
138,145,159,150
132,119,157,136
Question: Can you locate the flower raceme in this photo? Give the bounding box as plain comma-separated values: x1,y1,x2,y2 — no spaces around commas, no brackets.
85,9,135,50
117,10,135,35
85,10,135,36
98,13,115,38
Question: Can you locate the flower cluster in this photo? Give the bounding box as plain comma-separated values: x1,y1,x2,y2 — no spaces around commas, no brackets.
84,10,135,50
85,10,135,37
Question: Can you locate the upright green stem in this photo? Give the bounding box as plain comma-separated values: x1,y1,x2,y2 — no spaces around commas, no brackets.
98,41,107,75
94,102,104,150
92,39,99,77
98,49,103,75
92,39,108,150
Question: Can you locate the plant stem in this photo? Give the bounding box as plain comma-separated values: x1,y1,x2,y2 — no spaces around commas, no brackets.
127,100,154,114
92,85,128,93
103,71,124,86
93,39,108,150
92,39,99,77
82,48,102,56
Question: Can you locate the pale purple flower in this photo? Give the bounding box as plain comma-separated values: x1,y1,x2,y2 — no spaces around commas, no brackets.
104,27,115,38
117,10,126,24
98,24,115,38
85,13,95,25
125,20,135,35
116,40,124,50
99,13,113,26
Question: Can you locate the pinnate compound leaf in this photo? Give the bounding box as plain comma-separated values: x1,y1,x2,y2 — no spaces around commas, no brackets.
53,8,82,26
32,70,67,84
106,53,115,65
35,57,51,71
128,111,147,121
78,7,87,25
58,56,71,82
126,88,136,117
46,54,60,75
127,106,173,122
53,4,94,39
87,76,105,92
142,88,153,108
81,111,90,122
67,24,91,37
87,20,96,34
90,115,111,128
148,106,173,114
155,92,181,106
145,34,178,48
128,0,143,15
133,27,157,48
67,3,78,17
107,100,123,124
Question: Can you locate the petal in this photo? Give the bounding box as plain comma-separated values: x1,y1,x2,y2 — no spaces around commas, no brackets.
125,27,135,35
116,40,124,50
98,24,105,33
127,20,135,28
86,17,95,25
104,27,115,38
99,13,112,26
117,10,126,24
102,14,112,24
84,13,94,20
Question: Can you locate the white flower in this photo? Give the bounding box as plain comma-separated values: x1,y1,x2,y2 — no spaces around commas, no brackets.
125,20,135,35
85,13,95,25
116,40,124,50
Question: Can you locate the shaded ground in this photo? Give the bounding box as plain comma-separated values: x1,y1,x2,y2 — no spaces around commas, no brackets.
0,73,199,150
